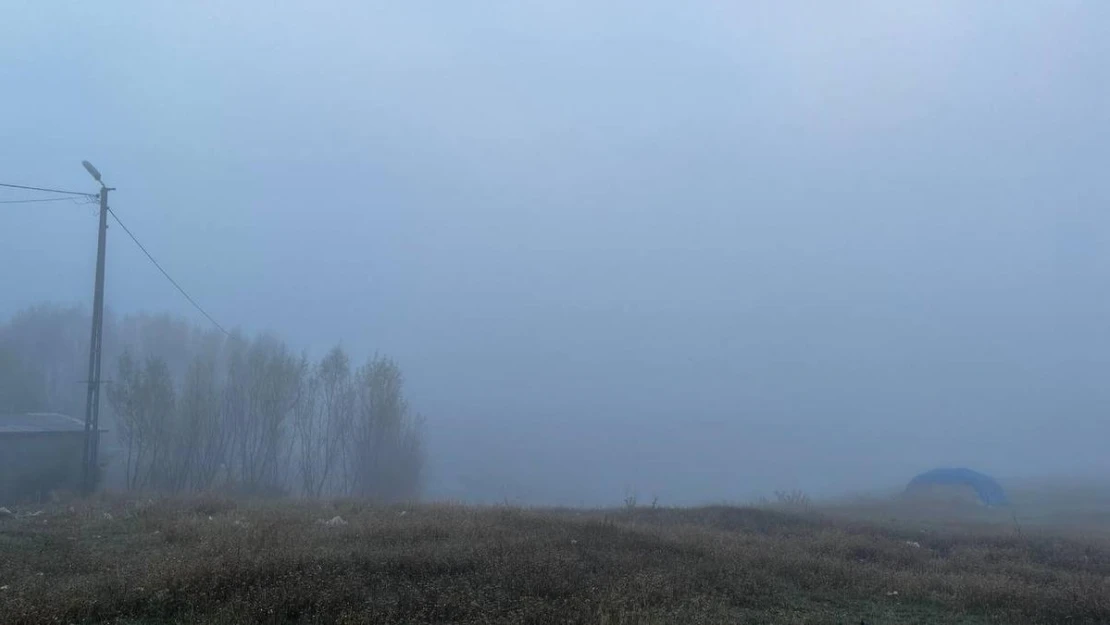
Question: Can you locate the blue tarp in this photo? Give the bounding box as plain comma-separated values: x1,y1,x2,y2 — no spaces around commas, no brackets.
905,467,1009,506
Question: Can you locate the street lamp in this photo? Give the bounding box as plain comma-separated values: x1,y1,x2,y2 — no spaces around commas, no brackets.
80,160,110,493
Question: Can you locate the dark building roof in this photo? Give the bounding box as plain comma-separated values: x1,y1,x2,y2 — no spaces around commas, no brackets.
0,412,96,435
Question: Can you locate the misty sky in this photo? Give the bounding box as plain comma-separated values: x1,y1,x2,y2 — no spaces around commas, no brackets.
3,2,1110,504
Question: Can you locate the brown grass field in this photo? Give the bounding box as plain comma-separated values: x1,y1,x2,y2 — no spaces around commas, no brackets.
1,485,1109,624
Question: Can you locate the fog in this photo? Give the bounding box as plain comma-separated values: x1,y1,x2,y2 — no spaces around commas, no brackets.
3,2,1109,505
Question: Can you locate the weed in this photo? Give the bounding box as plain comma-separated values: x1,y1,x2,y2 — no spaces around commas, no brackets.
1,497,1108,624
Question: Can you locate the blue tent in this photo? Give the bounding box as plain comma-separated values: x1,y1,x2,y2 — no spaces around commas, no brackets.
904,468,1008,506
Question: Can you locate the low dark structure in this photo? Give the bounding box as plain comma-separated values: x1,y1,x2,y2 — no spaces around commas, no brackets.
904,467,1009,507
0,413,100,503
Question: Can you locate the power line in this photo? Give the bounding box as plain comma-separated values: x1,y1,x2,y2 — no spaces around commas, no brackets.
0,196,87,204
107,207,231,336
0,181,97,197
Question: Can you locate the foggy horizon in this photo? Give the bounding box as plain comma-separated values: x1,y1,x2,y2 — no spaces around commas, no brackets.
4,2,1110,506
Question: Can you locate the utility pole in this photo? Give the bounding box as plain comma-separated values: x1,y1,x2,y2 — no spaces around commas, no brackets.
81,161,110,494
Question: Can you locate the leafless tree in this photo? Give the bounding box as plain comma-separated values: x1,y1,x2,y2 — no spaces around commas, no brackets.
228,335,305,494
296,345,354,497
349,355,423,501
106,351,140,489
0,305,95,418
5,305,424,501
176,352,224,492
140,358,177,491
106,352,176,491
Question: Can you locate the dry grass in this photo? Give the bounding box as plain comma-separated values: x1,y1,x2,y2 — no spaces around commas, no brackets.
1,495,1109,624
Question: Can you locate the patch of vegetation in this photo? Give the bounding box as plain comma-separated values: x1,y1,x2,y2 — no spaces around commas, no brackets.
1,496,1109,624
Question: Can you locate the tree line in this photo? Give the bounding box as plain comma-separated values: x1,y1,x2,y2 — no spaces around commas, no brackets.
0,305,423,500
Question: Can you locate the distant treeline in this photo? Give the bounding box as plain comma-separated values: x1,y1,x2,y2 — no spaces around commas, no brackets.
0,305,423,500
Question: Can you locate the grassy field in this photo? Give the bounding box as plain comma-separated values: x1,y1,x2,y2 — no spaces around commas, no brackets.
1,491,1109,624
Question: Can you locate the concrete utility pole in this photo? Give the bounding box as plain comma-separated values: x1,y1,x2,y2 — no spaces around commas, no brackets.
80,160,111,494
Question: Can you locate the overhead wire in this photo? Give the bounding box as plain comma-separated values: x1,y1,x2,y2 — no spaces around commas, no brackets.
3,177,231,336
0,181,97,197
0,196,88,204
106,206,232,337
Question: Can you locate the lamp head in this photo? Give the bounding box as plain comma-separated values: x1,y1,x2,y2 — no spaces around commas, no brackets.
82,160,102,184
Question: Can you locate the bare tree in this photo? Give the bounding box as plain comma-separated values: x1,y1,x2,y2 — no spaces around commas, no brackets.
349,355,423,501
190,364,228,490
228,335,305,495
106,351,141,489
296,345,354,497
0,305,95,418
0,346,45,413
106,352,176,491
141,358,177,491
174,352,224,492
293,368,320,495
5,305,426,501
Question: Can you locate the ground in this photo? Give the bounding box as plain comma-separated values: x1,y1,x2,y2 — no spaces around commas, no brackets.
1,487,1109,624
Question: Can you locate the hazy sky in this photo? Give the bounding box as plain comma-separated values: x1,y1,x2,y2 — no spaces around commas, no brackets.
3,2,1110,504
